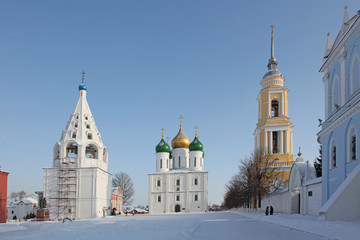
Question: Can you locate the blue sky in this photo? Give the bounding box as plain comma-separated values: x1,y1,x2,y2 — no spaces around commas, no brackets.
0,1,359,206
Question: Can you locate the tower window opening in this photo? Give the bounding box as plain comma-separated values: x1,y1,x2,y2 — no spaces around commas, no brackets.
271,100,279,117
272,131,279,153
85,116,88,120
157,180,161,187
331,143,337,168
178,156,181,168
176,179,180,186
86,124,90,129
88,133,92,140
194,178,198,185
86,144,98,159
160,159,162,169
66,143,78,157
176,195,180,201
74,123,78,128
158,196,161,202
167,159,169,169
72,133,77,138
194,157,196,167
194,194,198,201
351,129,356,161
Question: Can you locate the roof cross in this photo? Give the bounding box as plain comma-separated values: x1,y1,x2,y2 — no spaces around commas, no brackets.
161,128,164,139
195,126,199,137
179,115,184,127
81,71,86,83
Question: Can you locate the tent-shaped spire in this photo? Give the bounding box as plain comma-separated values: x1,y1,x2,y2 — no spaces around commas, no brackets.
59,73,103,145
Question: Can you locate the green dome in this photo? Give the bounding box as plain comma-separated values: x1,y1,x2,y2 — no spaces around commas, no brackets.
156,138,171,153
189,137,203,152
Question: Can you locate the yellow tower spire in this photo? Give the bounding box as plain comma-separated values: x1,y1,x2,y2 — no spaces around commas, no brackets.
253,26,294,188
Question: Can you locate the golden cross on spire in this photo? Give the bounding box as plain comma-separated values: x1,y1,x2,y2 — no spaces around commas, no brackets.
270,25,274,33
195,126,199,137
81,71,86,83
161,128,164,139
179,115,183,127
166,136,169,144
298,146,302,156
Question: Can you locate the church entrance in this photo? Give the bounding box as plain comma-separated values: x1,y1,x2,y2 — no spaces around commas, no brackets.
175,205,181,212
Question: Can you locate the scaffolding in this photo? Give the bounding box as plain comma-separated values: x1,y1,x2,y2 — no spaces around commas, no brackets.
47,158,77,220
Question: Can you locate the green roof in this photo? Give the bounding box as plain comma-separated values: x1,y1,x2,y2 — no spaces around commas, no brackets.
155,138,171,153
189,137,203,152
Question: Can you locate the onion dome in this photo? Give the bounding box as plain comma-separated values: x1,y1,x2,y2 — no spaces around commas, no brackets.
171,125,190,149
155,138,170,153
79,83,87,91
79,71,87,91
189,136,203,151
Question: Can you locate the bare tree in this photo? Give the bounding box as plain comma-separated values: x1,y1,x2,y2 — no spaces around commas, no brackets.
18,190,26,200
223,150,285,209
8,190,27,203
112,172,135,207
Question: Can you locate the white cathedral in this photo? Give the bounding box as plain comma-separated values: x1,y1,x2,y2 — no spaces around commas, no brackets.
148,119,208,214
44,75,112,220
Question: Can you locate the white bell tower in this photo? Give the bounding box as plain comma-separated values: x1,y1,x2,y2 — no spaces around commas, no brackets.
44,72,112,220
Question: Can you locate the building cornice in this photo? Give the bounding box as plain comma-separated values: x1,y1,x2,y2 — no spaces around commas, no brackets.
318,98,360,137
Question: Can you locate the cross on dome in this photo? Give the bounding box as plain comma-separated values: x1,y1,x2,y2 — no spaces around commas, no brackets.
195,126,199,138
161,128,165,139
82,71,86,83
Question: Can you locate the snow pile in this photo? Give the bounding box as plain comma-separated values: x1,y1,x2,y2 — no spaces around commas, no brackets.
232,209,360,240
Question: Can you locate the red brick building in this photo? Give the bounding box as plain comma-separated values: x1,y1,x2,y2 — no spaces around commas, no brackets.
0,170,9,223
111,187,123,215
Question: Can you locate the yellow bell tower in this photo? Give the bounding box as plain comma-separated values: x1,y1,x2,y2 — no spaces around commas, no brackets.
254,26,294,185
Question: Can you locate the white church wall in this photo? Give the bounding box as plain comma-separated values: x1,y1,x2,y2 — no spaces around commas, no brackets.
302,180,322,216
261,190,291,214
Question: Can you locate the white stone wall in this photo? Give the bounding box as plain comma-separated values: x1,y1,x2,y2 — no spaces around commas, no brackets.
261,190,291,214
149,171,208,214
302,182,322,216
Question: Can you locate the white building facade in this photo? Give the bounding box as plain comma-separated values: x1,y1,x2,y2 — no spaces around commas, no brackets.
317,7,360,221
261,153,322,217
149,122,208,214
44,76,112,220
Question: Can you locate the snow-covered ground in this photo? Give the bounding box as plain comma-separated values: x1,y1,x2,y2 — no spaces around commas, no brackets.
0,210,359,240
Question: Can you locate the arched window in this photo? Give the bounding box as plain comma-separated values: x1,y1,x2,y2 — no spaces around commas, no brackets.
272,131,279,154
176,179,180,186
103,147,108,162
271,100,279,117
194,178,198,186
351,55,360,95
176,195,180,201
194,194,198,201
66,143,78,157
349,127,357,161
157,180,161,187
166,159,169,169
330,139,337,169
86,144,98,159
160,159,162,169
178,156,181,168
88,133,92,140
86,124,90,129
194,157,196,167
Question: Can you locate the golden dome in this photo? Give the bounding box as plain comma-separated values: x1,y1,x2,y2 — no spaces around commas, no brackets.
171,125,190,149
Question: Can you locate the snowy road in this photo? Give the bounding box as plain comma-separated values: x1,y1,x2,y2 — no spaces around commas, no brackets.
0,212,334,240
